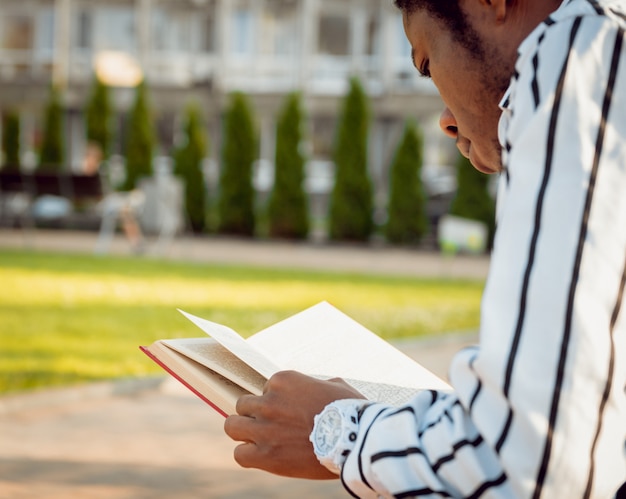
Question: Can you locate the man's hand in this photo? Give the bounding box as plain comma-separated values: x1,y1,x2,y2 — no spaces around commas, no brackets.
224,370,365,479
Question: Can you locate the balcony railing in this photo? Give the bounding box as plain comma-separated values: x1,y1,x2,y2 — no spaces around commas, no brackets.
0,46,437,97
145,53,217,87
0,50,53,81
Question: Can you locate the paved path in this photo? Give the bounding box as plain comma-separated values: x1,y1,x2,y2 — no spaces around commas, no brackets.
0,228,490,279
0,228,485,498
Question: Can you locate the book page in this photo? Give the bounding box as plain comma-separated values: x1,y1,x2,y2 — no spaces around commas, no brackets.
161,338,267,395
142,343,250,415
344,379,421,406
177,309,281,379
248,302,451,392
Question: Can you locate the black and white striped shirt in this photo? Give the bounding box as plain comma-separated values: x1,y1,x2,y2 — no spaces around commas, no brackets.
341,0,626,497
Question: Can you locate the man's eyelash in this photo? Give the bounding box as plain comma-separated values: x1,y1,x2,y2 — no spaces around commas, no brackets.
420,60,431,78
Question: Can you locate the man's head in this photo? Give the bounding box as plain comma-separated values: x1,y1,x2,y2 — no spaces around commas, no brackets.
396,0,562,173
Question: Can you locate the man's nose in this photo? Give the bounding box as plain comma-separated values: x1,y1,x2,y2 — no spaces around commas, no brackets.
439,108,458,139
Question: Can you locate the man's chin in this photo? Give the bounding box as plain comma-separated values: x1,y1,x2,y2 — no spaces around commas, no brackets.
468,151,502,175
471,161,500,174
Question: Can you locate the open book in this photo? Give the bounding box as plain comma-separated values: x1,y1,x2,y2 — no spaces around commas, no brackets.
140,301,451,417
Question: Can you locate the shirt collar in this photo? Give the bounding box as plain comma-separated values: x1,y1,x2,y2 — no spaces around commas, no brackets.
499,87,512,112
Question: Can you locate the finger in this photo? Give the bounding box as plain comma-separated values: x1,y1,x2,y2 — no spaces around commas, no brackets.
224,414,257,443
235,393,262,417
232,441,260,469
326,377,366,398
327,376,348,384
233,440,338,479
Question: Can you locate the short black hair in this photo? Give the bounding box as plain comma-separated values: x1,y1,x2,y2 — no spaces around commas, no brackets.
394,0,468,33
394,0,484,58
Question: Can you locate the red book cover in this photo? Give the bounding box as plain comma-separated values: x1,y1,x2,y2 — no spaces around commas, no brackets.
139,345,228,418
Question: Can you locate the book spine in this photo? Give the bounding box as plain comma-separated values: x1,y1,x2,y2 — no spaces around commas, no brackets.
139,346,228,418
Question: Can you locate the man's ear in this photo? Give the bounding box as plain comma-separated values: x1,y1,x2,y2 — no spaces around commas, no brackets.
474,0,508,23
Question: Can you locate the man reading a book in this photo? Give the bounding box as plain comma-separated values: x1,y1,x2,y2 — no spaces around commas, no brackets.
224,0,626,496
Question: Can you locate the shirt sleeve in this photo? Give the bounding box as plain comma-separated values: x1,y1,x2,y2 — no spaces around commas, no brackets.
340,9,626,499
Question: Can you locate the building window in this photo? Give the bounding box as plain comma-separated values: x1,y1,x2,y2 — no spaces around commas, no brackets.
231,7,255,57
35,8,55,58
94,7,136,54
0,15,33,50
261,0,298,57
152,9,189,52
76,10,92,50
311,116,336,159
365,15,380,57
201,12,216,53
152,3,215,54
155,112,176,152
318,14,349,56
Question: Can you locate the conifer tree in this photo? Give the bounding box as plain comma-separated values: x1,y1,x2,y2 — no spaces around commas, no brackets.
2,110,20,170
385,121,428,245
123,80,154,190
174,103,208,233
38,85,65,171
85,75,112,159
218,91,257,236
329,77,373,241
267,92,309,239
449,153,496,247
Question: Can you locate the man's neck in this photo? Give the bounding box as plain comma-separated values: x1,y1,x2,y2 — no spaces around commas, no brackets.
525,0,564,25
504,0,564,53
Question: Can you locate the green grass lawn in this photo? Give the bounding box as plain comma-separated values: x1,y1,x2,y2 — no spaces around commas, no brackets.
0,249,485,394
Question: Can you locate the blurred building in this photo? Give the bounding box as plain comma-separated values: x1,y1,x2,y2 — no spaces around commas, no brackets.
0,0,457,223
